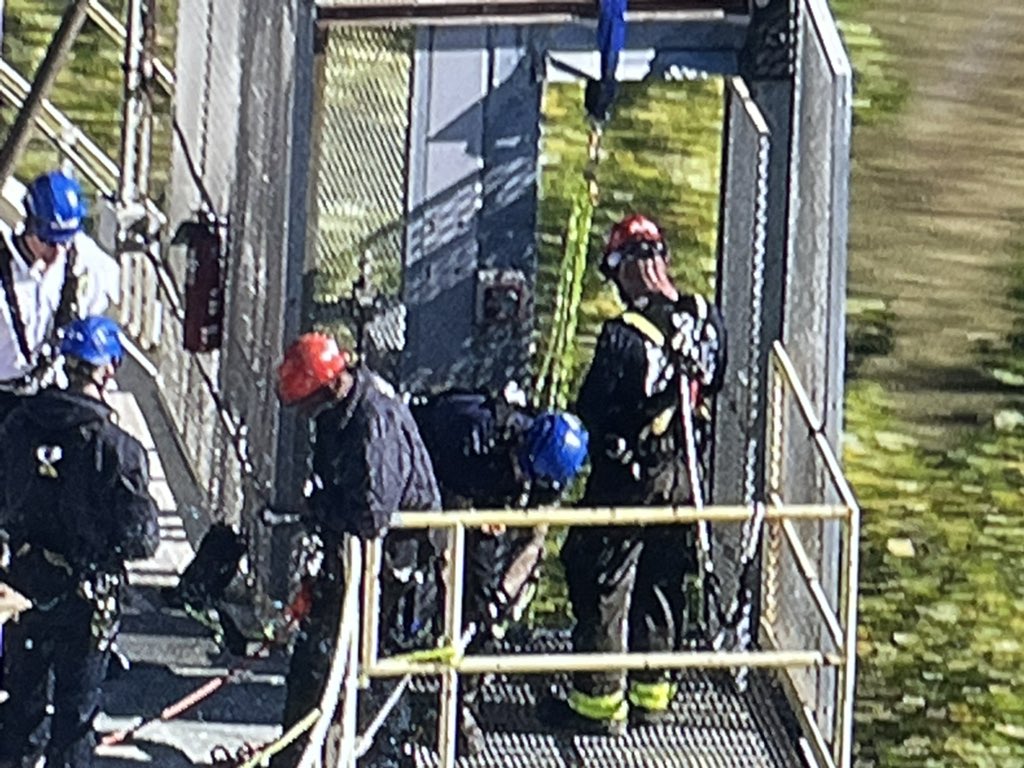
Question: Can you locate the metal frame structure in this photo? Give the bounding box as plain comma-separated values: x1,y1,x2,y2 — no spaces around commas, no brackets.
315,0,750,25
293,343,861,768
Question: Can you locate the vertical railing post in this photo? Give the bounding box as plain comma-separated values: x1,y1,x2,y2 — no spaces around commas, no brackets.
836,502,861,768
338,536,362,768
438,523,465,768
762,354,786,632
360,538,383,686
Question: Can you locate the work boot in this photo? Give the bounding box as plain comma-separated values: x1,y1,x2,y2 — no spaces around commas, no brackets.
627,679,677,727
537,695,627,737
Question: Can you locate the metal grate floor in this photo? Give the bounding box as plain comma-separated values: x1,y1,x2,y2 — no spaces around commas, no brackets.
406,631,808,768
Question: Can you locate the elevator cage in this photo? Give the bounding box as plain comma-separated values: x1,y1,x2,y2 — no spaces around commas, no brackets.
141,0,851,758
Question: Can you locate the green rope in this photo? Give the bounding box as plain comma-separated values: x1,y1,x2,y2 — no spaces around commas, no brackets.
537,121,602,410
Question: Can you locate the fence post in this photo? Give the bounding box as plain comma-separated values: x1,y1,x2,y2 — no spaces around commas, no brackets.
438,523,465,768
0,0,91,184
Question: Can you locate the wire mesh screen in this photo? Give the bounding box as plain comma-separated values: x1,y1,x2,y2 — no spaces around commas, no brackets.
160,0,243,517
158,0,316,542
770,0,852,749
310,26,413,379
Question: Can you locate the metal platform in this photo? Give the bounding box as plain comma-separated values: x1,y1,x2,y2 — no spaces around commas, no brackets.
407,631,807,768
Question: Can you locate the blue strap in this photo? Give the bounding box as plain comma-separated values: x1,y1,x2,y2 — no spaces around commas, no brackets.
586,0,628,122
598,0,627,81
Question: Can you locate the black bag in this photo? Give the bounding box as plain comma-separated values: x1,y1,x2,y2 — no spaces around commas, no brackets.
166,522,247,608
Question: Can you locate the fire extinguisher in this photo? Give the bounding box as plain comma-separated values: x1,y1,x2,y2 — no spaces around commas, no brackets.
172,213,228,352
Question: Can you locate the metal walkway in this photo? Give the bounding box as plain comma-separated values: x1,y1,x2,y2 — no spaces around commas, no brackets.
406,632,805,768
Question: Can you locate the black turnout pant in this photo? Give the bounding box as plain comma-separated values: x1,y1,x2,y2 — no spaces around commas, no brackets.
0,561,109,768
562,523,696,697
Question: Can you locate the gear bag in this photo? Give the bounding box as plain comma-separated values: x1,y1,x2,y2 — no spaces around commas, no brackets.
167,523,247,609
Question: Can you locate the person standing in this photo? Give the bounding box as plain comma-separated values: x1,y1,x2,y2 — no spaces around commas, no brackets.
0,170,119,420
545,214,727,734
0,316,159,768
272,333,441,768
410,387,588,754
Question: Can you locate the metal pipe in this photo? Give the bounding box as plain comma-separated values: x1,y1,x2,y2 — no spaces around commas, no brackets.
367,649,842,677
438,524,465,768
390,503,847,530
338,538,361,768
774,508,845,652
118,0,144,207
837,500,862,768
0,0,91,185
359,539,383,685
314,0,735,25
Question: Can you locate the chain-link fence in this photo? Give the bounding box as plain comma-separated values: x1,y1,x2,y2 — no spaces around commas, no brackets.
157,0,318,603
308,25,413,379
768,0,853,755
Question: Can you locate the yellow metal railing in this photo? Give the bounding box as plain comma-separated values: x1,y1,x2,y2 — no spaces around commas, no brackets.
766,341,861,768
293,341,861,768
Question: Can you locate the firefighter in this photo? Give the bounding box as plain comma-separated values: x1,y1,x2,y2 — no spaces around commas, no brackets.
0,316,160,768
272,332,441,768
0,170,119,420
543,214,726,734
410,388,589,754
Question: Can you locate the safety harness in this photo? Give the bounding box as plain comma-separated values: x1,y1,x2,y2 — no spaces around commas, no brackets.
0,234,80,392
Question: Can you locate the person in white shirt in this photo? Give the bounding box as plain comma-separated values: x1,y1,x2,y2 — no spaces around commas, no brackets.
0,170,118,418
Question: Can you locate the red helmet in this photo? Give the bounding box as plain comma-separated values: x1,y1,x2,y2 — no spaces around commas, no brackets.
601,214,667,276
277,333,349,405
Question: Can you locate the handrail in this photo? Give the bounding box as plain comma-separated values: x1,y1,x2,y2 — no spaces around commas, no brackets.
768,341,862,768
391,503,848,530
771,341,860,515
369,648,843,677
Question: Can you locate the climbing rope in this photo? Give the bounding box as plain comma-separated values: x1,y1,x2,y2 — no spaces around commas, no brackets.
679,372,766,680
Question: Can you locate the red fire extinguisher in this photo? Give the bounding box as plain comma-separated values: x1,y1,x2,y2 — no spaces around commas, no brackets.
172,214,228,352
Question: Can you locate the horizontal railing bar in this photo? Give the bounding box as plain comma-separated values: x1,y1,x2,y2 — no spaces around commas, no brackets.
390,503,848,529
367,649,843,677
0,60,120,184
316,0,742,24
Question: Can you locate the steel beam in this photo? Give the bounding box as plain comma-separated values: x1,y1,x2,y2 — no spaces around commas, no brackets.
316,0,748,24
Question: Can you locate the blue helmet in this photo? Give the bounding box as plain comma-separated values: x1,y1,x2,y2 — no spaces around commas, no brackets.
60,316,124,368
519,411,589,489
24,171,86,244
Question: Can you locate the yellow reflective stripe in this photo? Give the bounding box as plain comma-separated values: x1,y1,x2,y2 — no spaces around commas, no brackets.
620,311,665,347
568,688,628,722
628,680,678,711
648,407,675,436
